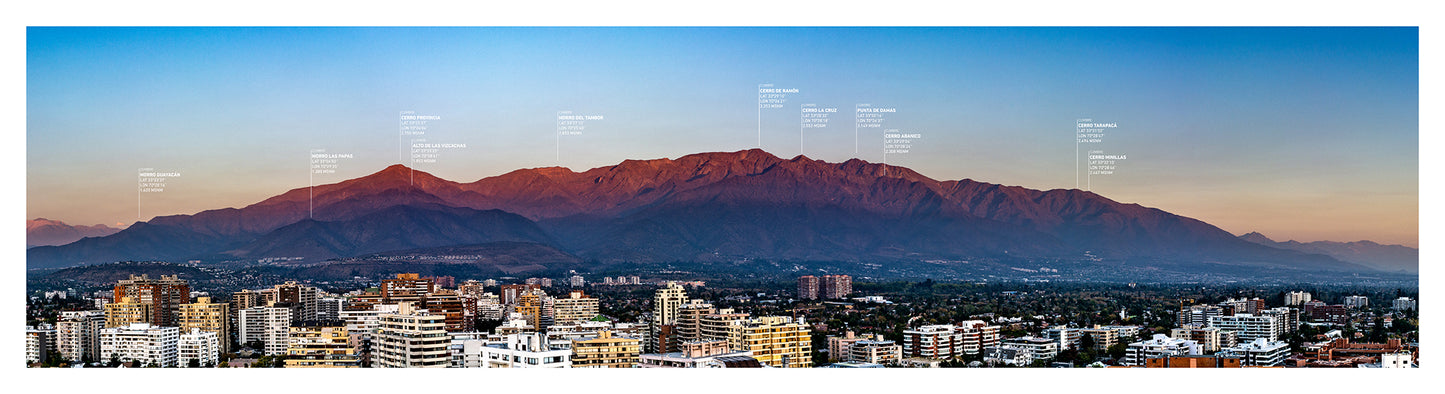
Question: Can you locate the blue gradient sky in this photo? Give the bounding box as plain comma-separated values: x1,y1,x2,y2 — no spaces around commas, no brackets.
27,27,1418,246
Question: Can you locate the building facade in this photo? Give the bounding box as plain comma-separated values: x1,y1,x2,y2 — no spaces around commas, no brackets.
99,323,179,367
372,304,449,368
1218,337,1289,367
725,316,812,368
178,328,220,367
571,330,641,368
286,321,359,368
177,296,232,353
1124,334,1200,366
57,310,106,363
1209,314,1280,344
112,274,190,327
238,305,293,355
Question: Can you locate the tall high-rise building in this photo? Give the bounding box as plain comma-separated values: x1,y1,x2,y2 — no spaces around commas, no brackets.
797,276,819,300
57,310,106,363
820,275,852,299
339,303,400,365
178,328,220,367
317,297,345,322
104,296,152,328
473,292,504,320
380,273,435,305
553,290,600,325
649,282,689,353
112,274,190,326
457,280,488,298
99,323,179,367
261,282,320,323
675,300,717,342
286,321,359,368
25,325,56,365
568,275,586,288
724,315,812,368
372,303,449,368
422,290,473,332
699,310,751,342
1260,307,1299,334
571,330,641,368
514,289,554,329
238,304,292,355
177,297,232,353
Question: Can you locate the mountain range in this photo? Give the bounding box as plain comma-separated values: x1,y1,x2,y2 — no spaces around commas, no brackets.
27,149,1382,276
26,218,122,248
1238,232,1417,273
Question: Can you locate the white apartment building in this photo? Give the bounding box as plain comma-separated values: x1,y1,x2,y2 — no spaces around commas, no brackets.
957,320,1002,355
1260,307,1299,334
472,292,504,320
1286,291,1312,306
57,310,106,363
238,305,292,355
904,325,964,358
1217,337,1289,367
1001,336,1060,360
372,304,449,368
178,328,220,367
472,332,572,368
1393,297,1417,311
1124,334,1199,366
1344,295,1369,309
99,323,179,367
848,340,902,364
1178,305,1225,327
26,326,55,364
1041,327,1082,350
1209,313,1279,343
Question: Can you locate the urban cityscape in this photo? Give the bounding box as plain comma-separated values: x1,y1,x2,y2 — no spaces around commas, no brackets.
19,21,1421,386
24,270,1419,368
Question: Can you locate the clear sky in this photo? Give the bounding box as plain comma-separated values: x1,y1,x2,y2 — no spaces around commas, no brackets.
26,27,1418,246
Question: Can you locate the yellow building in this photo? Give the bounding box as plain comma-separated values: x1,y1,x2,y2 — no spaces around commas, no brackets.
571,330,642,368
725,316,812,368
285,321,359,368
515,290,552,329
104,297,152,328
177,297,232,353
552,290,600,325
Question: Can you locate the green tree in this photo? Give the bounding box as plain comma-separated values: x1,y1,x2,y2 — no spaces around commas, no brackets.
1107,343,1127,360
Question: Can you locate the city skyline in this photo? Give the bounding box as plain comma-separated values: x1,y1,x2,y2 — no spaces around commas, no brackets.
27,27,1418,246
